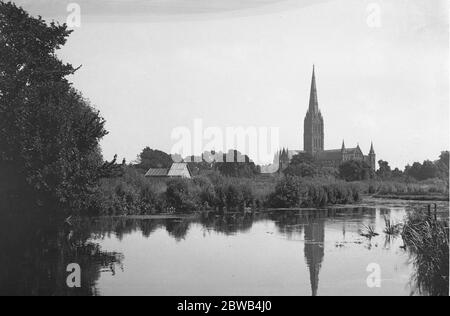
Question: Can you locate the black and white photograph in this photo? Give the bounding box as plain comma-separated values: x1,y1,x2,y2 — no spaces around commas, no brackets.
0,0,449,299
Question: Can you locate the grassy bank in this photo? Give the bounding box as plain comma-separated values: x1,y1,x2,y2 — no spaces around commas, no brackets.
96,168,362,215
402,211,449,296
354,179,449,201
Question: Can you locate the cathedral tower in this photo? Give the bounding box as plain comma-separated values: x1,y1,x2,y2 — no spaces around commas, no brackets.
368,142,376,170
304,65,324,154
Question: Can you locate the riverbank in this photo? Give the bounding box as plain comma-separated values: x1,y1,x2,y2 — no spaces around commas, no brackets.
371,194,449,201
91,196,449,220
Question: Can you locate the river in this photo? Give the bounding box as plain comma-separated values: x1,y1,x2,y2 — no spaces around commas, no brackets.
0,198,448,296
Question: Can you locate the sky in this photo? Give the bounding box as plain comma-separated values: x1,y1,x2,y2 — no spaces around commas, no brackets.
11,0,450,169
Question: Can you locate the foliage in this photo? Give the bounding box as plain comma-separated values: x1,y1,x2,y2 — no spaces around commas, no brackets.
0,2,118,211
268,176,360,208
215,150,260,178
377,160,392,179
339,160,374,181
97,167,165,215
405,161,440,181
402,211,449,296
290,152,314,165
356,179,449,198
166,178,201,213
284,163,316,178
135,147,172,171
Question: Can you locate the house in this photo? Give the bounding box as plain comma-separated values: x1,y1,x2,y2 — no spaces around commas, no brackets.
145,162,192,179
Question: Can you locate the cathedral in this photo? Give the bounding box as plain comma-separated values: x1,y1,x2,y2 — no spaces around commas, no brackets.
278,66,376,172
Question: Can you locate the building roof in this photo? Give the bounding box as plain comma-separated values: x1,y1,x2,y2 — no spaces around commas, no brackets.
167,163,192,178
145,168,169,177
316,149,342,161
345,147,362,155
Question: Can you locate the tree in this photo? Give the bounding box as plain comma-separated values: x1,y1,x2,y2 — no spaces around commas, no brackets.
290,152,314,165
136,147,172,170
420,160,439,180
376,160,392,179
0,2,117,211
405,160,439,181
392,168,403,178
284,163,316,178
339,160,374,182
436,151,449,179
215,150,259,178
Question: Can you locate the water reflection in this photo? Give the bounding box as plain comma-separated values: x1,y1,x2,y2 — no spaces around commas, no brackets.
0,214,123,296
0,204,448,296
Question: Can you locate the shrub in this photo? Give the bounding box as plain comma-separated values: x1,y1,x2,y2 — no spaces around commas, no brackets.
211,176,255,211
193,176,217,209
97,167,164,215
268,176,360,208
268,176,305,208
166,178,201,213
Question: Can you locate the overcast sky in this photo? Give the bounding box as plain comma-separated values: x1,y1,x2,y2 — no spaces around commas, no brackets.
12,0,449,168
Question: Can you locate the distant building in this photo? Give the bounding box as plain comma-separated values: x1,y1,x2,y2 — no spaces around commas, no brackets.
278,66,376,172
145,162,192,179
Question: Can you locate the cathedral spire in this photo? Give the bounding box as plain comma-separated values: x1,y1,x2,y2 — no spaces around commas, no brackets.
369,142,375,154
341,140,346,151
309,65,319,113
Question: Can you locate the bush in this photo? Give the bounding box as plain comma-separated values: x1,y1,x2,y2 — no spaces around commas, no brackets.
211,176,255,211
97,167,165,215
268,176,360,208
193,176,217,209
166,178,201,213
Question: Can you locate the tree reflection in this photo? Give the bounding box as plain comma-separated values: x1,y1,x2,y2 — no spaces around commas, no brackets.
0,213,123,296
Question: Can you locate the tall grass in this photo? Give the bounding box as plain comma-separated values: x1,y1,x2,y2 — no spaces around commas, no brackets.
402,211,449,296
383,215,402,235
355,178,449,197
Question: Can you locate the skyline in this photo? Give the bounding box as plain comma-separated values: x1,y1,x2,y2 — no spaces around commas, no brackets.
11,0,450,169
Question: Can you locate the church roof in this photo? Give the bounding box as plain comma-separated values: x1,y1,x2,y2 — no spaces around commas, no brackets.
345,147,362,155
316,149,342,161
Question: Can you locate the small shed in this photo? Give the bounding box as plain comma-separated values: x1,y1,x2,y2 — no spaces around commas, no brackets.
145,163,192,179
167,163,192,179
145,168,169,178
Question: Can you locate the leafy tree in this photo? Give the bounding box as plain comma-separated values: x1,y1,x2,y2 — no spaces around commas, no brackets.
290,152,314,165
136,147,172,170
436,151,449,179
438,151,449,169
392,168,403,178
405,160,439,181
0,2,118,211
420,160,439,180
339,160,374,182
376,160,392,179
215,150,259,178
284,163,316,178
